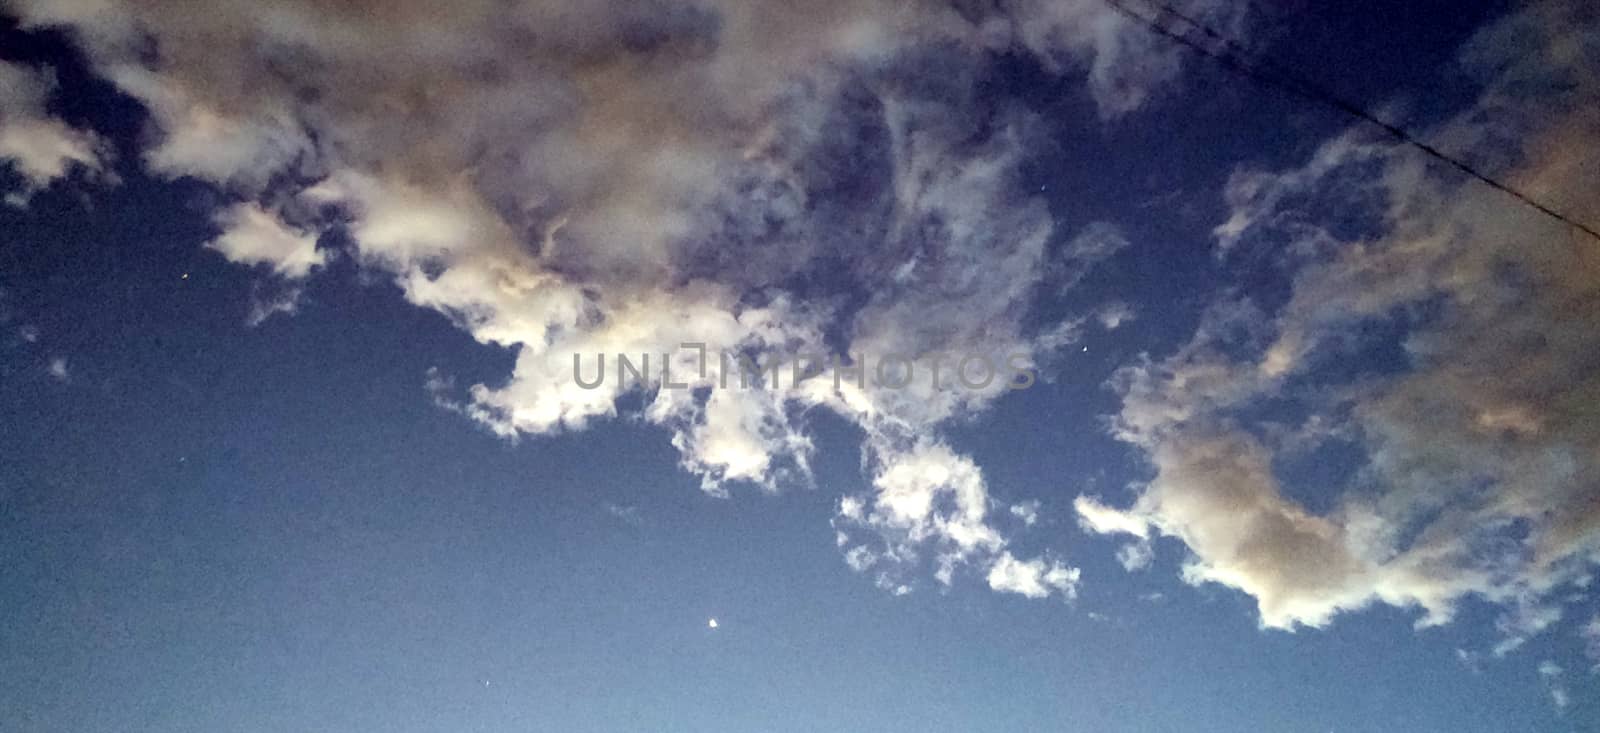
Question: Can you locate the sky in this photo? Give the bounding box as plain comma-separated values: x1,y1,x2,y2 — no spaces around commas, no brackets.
2,0,1598,731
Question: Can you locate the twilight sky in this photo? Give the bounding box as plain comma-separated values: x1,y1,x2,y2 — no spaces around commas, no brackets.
2,0,1599,730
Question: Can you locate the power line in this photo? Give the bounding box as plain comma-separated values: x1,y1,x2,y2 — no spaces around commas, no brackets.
1100,0,1600,244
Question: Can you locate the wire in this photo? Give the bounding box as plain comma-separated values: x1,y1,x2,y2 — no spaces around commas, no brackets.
1099,0,1600,244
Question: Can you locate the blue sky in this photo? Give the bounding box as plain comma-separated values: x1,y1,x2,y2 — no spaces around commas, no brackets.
2,1,1598,731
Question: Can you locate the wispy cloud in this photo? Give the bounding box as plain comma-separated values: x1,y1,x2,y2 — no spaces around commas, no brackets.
605,503,646,528
1537,660,1569,710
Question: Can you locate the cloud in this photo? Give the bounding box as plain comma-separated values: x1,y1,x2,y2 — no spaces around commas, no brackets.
986,551,1080,600
1078,0,1600,639
1052,221,1130,292
46,356,68,382
1010,500,1041,526
1095,301,1136,330
1583,615,1600,673
1115,541,1153,572
1492,600,1564,658
0,59,107,204
1083,426,1394,629
1074,495,1151,539
836,441,1014,592
6,0,1246,596
206,203,325,279
242,280,309,327
204,202,327,323
1537,660,1569,710
605,503,646,528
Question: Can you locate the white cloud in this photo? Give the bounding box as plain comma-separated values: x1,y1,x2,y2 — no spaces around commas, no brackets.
204,202,326,322
987,551,1080,600
207,203,325,279
836,442,1001,588
0,59,107,204
1094,427,1394,630
833,440,1080,599
1095,301,1136,330
1073,495,1150,539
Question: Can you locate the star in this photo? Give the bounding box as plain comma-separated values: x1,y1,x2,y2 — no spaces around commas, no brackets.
707,618,718,629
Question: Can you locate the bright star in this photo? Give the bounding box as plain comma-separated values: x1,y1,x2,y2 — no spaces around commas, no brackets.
707,618,718,629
